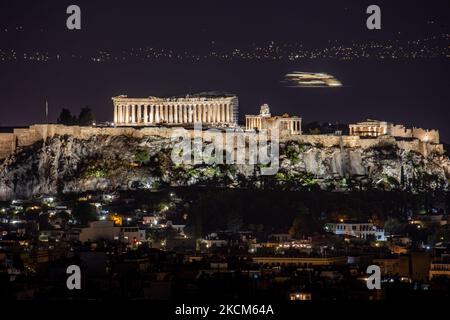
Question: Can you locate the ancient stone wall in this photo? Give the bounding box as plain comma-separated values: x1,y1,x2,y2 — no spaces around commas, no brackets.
0,133,15,159
391,125,439,144
0,124,444,160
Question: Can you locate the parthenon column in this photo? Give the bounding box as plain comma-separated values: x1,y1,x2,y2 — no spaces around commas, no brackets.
159,105,163,122
136,105,140,124
173,105,178,123
206,105,213,123
217,105,220,122
213,104,219,123
149,105,154,123
155,105,160,123
181,105,185,124
206,104,212,123
164,105,168,122
173,105,180,123
143,105,148,124
174,105,178,124
130,105,135,123
217,104,221,122
124,105,128,124
224,104,229,123
135,105,139,124
218,104,222,122
138,105,142,123
168,105,172,123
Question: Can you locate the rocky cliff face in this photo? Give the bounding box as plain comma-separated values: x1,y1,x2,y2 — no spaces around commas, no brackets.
0,135,449,200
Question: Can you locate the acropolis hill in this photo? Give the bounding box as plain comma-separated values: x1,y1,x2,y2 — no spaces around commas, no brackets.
0,96,449,200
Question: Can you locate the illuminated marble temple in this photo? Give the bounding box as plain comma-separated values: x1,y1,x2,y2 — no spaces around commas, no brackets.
112,93,239,126
349,119,439,143
245,104,302,135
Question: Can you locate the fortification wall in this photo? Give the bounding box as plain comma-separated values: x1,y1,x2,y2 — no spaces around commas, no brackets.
0,124,444,160
390,125,440,144
412,128,440,144
0,133,15,159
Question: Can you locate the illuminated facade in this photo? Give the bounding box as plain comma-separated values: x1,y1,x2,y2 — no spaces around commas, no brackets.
245,104,301,135
349,119,440,143
429,260,450,280
112,93,239,126
349,120,391,137
325,222,386,241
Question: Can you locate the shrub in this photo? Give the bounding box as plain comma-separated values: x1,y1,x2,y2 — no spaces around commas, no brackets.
134,149,150,164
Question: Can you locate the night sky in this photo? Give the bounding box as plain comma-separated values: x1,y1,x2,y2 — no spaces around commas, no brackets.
0,0,449,141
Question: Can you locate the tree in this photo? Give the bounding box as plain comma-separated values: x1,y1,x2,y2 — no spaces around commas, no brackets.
227,211,243,232
384,218,402,236
288,205,319,238
78,107,95,126
432,225,450,243
57,108,76,125
134,149,150,165
72,202,97,225
308,128,321,135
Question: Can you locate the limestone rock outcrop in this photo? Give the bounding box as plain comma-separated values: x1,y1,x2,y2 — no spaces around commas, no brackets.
0,135,449,200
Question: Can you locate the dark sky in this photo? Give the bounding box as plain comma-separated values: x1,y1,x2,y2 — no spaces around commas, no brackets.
0,0,449,140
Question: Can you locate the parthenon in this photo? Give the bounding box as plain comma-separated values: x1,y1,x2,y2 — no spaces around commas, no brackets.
112,93,239,126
